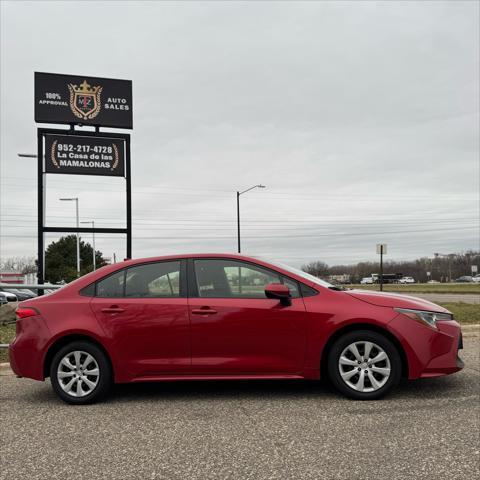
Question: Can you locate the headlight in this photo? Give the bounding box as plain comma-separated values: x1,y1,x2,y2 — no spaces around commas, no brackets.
394,308,453,328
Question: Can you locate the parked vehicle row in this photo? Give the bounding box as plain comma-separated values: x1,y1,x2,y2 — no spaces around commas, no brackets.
0,292,9,305
454,275,479,283
0,289,18,302
359,274,480,284
2,288,36,301
0,287,57,303
359,274,415,284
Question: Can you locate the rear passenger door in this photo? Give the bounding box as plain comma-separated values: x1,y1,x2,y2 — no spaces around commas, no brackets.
90,260,190,379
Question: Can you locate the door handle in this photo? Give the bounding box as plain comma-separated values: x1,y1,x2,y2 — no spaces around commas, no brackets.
191,308,217,315
101,306,125,314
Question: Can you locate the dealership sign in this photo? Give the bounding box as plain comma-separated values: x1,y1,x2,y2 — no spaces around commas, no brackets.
45,134,125,176
35,72,133,129
34,71,133,288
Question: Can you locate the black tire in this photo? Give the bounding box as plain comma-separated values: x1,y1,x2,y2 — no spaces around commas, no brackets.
50,341,112,405
327,330,402,400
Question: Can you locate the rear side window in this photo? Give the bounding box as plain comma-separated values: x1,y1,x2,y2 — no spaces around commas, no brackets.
125,261,181,298
80,283,95,297
96,270,125,298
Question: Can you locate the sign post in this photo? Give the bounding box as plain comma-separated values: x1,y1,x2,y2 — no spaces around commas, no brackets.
376,244,387,292
472,265,478,276
34,72,133,292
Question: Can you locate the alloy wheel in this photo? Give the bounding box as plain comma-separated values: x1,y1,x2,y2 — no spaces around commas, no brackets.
57,350,100,397
338,341,391,393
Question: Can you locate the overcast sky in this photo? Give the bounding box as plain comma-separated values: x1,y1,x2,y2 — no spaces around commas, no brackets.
0,0,479,268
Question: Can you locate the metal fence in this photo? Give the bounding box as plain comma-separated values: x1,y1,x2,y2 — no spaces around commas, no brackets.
0,283,63,290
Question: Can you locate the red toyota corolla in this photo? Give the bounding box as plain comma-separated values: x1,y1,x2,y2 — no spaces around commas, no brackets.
9,254,463,404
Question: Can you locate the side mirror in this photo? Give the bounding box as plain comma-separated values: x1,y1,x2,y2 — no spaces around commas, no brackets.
265,283,292,306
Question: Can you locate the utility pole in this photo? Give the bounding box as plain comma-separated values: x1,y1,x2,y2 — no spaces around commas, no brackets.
80,220,96,271
434,253,454,282
380,248,383,292
376,244,387,292
236,184,266,253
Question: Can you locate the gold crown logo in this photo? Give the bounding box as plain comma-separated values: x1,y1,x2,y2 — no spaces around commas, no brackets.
68,79,102,120
70,80,101,94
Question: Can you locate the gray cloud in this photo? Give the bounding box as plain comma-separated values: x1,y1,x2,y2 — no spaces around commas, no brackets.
1,0,478,267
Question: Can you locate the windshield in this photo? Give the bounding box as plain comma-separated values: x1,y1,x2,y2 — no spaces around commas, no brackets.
263,259,334,288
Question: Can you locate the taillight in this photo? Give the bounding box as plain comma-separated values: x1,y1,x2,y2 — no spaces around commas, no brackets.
15,307,39,319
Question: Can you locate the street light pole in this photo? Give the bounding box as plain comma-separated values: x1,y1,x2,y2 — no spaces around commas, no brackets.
236,191,241,253
81,220,96,271
236,184,266,253
60,197,80,277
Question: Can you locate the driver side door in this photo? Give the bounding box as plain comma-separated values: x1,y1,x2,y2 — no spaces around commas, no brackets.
188,258,307,375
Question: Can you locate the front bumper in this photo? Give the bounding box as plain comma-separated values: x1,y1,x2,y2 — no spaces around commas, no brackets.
388,316,464,379
420,321,464,378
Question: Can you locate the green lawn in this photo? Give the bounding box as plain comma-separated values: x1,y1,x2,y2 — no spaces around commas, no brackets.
438,303,480,324
350,283,480,294
0,323,15,363
1,301,478,364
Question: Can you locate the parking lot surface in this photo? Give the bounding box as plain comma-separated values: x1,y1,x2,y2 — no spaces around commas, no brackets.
0,337,479,480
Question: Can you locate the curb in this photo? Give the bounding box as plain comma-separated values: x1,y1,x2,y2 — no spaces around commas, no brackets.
0,362,13,376
462,324,480,337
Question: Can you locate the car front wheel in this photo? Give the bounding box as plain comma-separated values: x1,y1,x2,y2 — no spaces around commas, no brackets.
50,341,112,405
327,330,402,400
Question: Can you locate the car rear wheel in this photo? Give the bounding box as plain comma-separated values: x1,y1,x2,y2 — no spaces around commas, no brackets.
50,341,112,405
327,330,401,400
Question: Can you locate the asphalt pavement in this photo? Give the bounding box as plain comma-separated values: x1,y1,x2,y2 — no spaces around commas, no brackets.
0,338,479,480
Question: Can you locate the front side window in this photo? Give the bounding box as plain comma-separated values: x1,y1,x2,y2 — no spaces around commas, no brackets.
283,277,300,298
125,261,181,298
194,259,299,299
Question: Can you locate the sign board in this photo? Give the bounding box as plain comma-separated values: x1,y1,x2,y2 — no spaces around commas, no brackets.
426,271,431,277
376,244,387,255
472,265,478,274
45,134,125,176
35,72,132,129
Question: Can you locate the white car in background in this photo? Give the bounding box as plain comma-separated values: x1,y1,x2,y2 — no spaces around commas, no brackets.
360,277,374,284
472,275,480,283
398,276,415,284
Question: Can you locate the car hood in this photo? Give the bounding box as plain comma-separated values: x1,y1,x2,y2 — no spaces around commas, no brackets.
345,289,450,313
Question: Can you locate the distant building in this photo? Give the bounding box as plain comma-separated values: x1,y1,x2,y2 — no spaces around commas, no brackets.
0,272,26,284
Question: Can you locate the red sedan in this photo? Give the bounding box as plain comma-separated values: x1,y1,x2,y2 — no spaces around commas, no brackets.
9,254,464,404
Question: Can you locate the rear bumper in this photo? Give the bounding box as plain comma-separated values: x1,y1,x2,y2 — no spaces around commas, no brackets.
8,316,50,381
388,316,464,379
